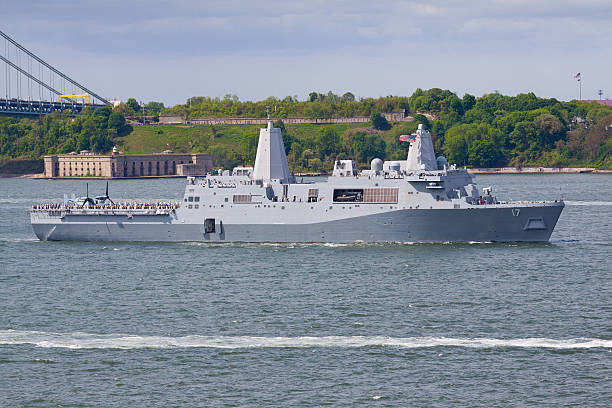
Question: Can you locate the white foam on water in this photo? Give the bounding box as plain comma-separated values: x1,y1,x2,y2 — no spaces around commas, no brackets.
1,330,610,350
0,198,35,204
565,201,612,206
0,237,39,243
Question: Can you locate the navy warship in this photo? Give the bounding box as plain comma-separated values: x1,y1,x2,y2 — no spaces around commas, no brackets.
29,117,564,242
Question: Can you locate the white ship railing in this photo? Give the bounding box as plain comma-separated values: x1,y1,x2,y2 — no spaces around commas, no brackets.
29,202,182,216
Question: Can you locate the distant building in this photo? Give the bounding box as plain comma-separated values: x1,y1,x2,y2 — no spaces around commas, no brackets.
43,150,213,178
582,99,612,106
158,112,411,126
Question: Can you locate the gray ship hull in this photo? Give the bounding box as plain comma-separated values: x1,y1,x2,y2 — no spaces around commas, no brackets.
31,203,563,243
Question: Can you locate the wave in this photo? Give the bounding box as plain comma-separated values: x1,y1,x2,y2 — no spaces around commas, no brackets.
0,198,34,204
0,237,39,243
565,201,612,206
1,330,610,350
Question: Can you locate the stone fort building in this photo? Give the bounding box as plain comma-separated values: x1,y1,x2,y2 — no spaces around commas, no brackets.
44,149,214,178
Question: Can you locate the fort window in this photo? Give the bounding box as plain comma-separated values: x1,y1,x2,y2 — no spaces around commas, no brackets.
156,162,160,176
148,162,152,175
164,161,168,174
140,162,144,176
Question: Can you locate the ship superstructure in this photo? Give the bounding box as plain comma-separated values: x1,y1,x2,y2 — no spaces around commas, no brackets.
30,119,564,242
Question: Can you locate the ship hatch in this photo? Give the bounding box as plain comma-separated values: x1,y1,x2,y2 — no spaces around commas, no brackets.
205,218,216,233
523,217,547,231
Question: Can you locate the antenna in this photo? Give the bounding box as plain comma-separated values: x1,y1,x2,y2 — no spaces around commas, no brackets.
598,89,603,100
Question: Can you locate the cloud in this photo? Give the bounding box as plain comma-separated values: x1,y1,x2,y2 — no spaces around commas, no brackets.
2,0,611,103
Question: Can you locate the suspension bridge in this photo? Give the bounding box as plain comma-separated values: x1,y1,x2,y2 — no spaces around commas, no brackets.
1,30,109,116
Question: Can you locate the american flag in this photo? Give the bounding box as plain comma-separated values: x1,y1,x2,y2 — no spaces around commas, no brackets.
573,73,581,80
399,133,417,143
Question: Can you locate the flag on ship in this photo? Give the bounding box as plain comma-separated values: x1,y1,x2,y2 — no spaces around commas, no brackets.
399,133,418,142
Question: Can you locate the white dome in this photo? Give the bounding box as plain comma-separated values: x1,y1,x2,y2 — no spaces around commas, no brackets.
436,156,447,170
371,158,383,172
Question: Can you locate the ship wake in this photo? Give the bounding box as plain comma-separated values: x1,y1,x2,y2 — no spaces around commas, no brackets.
1,330,610,350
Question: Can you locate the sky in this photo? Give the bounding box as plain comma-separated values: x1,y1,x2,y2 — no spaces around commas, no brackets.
2,0,611,106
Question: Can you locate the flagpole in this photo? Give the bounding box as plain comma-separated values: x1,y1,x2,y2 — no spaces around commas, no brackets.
574,73,582,101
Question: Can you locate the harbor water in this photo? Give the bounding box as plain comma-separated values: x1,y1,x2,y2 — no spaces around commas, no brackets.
1,174,611,406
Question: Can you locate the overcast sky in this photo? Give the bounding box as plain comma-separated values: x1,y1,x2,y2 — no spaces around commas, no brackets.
2,0,611,106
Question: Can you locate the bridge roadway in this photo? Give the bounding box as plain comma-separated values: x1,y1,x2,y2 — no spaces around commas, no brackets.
0,98,106,116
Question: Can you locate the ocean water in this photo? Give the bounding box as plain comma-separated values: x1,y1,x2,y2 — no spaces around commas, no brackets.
0,174,610,407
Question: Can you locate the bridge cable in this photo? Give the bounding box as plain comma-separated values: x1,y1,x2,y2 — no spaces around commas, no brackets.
0,55,66,99
0,30,109,105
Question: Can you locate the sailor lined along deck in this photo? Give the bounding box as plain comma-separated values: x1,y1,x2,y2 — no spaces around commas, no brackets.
29,119,563,242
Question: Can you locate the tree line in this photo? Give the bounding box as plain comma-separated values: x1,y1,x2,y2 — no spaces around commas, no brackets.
163,92,409,120
1,89,611,170
0,106,131,158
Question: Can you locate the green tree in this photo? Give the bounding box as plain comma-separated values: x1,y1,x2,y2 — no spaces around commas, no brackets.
412,114,430,130
315,127,341,158
240,132,259,164
77,132,90,151
351,132,386,163
342,92,355,102
370,112,390,130
145,101,165,114
90,133,113,153
533,113,565,147
93,105,112,119
126,98,140,113
301,148,314,167
462,94,476,111
304,102,331,119
108,112,130,136
444,123,503,166
467,139,503,167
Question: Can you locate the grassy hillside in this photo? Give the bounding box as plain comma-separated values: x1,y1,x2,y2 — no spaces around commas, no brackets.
117,123,373,155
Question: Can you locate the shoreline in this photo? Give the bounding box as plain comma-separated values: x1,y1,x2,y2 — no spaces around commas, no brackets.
3,167,611,179
467,167,612,174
